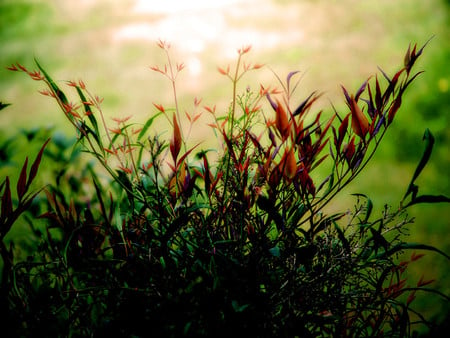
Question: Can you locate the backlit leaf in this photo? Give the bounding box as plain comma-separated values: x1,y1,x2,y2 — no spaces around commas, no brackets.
170,114,182,163
350,95,369,139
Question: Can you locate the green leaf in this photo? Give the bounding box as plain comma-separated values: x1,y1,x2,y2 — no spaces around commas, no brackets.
232,300,250,313
269,246,281,257
92,175,110,225
370,227,389,253
160,256,166,269
403,129,434,202
375,243,450,261
363,197,373,223
34,59,68,105
116,170,134,205
288,203,306,227
138,112,163,141
75,86,101,146
333,221,350,254
0,102,11,111
405,194,450,207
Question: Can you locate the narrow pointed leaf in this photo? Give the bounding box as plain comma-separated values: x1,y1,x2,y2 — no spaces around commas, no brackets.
364,197,373,224
403,129,434,201
17,157,28,200
355,80,368,101
138,112,163,141
387,96,402,124
341,85,351,105
92,176,109,225
275,99,290,140
286,70,300,91
376,243,450,261
405,194,450,207
404,43,412,69
282,147,297,180
293,92,317,117
76,86,99,137
28,138,50,188
1,177,13,219
170,114,182,163
34,59,68,105
337,114,349,150
350,95,369,139
375,75,383,111
0,102,11,111
333,221,350,254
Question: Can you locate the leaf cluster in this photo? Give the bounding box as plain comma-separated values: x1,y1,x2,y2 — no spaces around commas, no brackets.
1,41,449,337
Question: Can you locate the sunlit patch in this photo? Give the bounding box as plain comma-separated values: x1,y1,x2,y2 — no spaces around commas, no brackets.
187,57,202,77
113,0,304,61
133,0,244,14
438,78,448,92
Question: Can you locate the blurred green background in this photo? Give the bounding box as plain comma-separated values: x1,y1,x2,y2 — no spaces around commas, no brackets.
1,0,449,332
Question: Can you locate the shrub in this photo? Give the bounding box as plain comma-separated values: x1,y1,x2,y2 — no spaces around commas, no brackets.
1,40,449,337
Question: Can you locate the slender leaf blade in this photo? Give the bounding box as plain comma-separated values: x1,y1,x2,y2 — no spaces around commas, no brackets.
17,157,28,200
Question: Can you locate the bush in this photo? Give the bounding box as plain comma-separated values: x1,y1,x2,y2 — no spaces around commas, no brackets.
1,40,449,337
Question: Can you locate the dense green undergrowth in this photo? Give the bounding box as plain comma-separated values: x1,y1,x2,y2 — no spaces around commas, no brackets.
1,41,449,337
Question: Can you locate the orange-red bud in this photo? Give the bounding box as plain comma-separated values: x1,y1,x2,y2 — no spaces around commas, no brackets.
275,99,290,140
170,114,182,163
282,147,297,180
350,95,369,139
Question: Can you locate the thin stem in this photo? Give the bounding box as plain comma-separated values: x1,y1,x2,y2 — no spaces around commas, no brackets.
229,53,242,137
164,49,185,145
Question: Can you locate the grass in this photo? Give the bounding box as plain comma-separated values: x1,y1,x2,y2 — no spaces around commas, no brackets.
1,0,449,331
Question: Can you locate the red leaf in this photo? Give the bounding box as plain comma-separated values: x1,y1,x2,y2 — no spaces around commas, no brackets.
417,275,435,287
6,64,19,71
170,114,182,163
410,251,425,262
217,66,229,75
337,114,350,150
275,99,290,140
387,96,402,124
268,165,282,190
350,95,369,139
404,43,412,69
17,157,28,200
44,189,56,210
28,138,50,188
1,177,13,218
298,163,316,196
168,161,187,197
406,290,416,306
153,103,165,113
375,76,383,111
282,147,297,180
343,137,356,165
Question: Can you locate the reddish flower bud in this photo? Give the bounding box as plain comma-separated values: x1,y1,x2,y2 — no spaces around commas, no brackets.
170,114,182,163
282,147,297,180
275,99,290,140
350,95,369,139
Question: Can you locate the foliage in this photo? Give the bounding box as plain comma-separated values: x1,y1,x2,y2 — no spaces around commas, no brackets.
1,41,449,337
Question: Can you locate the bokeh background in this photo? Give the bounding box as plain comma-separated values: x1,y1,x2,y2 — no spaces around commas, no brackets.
1,0,449,331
